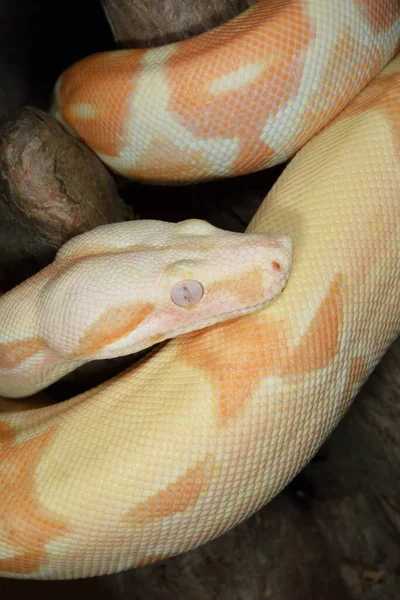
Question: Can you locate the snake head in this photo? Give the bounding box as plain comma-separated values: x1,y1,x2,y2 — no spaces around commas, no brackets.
39,219,292,361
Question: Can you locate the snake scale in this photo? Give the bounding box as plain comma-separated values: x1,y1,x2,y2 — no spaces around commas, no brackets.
0,0,399,580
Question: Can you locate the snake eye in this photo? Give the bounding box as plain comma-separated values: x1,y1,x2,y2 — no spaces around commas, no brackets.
170,280,204,308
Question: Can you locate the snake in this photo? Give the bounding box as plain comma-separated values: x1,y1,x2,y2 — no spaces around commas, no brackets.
0,0,399,581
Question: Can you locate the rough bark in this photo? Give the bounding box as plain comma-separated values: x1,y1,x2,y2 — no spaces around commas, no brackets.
101,0,255,47
0,107,131,290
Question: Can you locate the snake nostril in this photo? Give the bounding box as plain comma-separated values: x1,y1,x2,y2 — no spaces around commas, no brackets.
271,261,281,271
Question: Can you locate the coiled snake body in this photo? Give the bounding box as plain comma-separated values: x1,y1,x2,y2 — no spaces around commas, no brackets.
0,0,399,580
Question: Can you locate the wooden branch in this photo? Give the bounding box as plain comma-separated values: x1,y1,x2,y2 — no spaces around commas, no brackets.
101,0,255,47
0,107,131,290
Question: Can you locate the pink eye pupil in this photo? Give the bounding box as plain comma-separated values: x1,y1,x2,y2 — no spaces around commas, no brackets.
170,280,204,308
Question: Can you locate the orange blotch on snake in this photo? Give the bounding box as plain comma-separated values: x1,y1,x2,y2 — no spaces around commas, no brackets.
59,50,147,157
177,274,344,424
0,337,49,370
165,0,315,176
177,316,287,424
68,302,155,358
0,424,70,575
122,456,214,524
209,268,265,307
283,274,344,375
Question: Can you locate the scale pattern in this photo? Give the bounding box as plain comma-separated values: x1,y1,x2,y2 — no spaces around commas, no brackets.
52,0,400,183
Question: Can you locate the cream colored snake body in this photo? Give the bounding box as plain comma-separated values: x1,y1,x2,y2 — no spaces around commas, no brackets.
0,0,399,580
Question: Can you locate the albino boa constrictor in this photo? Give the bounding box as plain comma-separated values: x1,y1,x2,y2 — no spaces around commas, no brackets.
0,0,399,581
